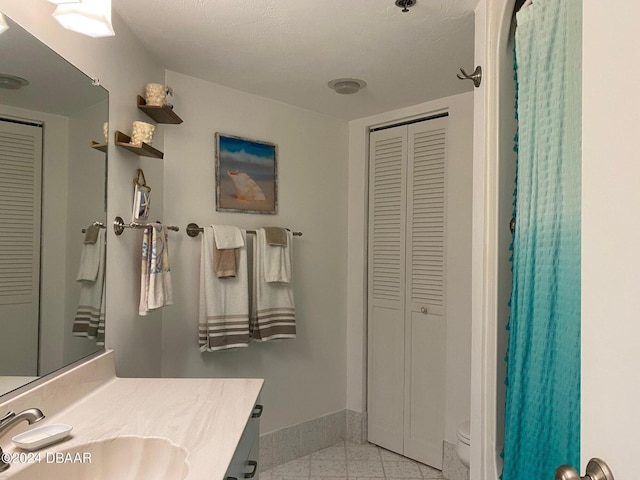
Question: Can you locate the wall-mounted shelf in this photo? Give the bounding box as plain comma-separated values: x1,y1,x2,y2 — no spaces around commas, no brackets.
114,131,164,159
137,95,183,124
90,141,108,153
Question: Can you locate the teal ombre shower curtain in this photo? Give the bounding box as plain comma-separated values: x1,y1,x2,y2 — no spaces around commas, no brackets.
503,1,582,479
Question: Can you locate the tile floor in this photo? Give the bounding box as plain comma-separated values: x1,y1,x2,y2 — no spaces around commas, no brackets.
261,441,445,480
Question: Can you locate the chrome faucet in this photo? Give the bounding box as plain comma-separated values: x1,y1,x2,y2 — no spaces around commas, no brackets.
0,408,45,472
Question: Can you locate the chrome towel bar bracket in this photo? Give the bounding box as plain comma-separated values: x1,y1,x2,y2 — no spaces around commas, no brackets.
113,216,179,236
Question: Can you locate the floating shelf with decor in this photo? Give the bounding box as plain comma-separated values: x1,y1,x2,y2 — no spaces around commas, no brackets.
114,131,164,159
90,141,108,153
137,96,183,124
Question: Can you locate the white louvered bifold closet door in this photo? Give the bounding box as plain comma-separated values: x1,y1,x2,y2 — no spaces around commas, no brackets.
403,118,447,468
368,117,447,469
367,126,407,454
0,120,42,376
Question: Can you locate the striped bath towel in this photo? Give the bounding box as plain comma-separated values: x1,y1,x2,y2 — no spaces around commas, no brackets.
199,226,250,351
251,228,296,341
72,228,106,345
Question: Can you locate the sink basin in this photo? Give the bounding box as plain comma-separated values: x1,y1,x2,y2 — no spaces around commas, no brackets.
8,436,189,479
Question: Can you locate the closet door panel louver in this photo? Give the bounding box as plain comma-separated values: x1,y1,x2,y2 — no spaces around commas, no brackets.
367,127,407,454
403,118,447,468
0,120,42,376
406,120,446,315
0,122,42,305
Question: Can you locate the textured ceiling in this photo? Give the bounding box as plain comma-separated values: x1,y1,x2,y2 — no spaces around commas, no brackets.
113,0,479,120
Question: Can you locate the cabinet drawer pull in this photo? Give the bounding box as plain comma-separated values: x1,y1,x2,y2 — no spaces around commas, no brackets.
244,460,258,478
251,404,264,418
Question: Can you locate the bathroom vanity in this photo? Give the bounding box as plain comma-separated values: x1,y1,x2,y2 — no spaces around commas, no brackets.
0,351,263,479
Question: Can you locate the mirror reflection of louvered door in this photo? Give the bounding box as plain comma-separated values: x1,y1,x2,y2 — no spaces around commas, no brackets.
368,117,447,469
0,120,43,376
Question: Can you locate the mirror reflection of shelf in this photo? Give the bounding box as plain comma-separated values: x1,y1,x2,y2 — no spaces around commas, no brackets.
90,141,108,153
137,96,183,124
114,131,164,159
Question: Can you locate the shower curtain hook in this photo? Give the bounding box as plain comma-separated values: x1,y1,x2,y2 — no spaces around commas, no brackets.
457,66,482,88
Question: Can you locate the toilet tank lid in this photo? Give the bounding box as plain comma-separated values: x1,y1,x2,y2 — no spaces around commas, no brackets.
457,420,471,442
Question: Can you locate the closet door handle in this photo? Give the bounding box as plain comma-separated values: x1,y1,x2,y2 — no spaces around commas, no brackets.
555,458,614,480
420,307,428,314
244,460,258,478
251,404,264,418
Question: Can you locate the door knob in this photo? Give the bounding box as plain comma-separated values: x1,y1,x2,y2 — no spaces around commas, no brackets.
420,307,428,314
555,458,614,480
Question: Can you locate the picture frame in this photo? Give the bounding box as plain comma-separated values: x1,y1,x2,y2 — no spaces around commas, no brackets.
131,168,151,222
215,133,278,214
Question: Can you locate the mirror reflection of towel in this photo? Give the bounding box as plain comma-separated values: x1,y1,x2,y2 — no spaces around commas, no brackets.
73,229,106,345
84,224,100,244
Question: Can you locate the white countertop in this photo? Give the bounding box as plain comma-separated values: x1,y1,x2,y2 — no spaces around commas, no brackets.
0,378,38,398
0,353,263,480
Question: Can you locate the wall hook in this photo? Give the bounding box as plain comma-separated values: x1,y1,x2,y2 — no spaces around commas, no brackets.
456,66,482,88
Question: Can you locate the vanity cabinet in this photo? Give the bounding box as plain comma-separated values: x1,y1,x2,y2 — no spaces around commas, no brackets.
225,403,262,480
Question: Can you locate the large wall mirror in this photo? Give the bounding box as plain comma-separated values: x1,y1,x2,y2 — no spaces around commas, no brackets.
0,15,108,396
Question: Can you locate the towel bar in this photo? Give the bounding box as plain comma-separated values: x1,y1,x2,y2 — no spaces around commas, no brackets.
113,216,180,236
81,221,106,233
185,222,302,238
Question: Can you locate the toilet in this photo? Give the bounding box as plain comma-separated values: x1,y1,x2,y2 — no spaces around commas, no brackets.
456,420,471,468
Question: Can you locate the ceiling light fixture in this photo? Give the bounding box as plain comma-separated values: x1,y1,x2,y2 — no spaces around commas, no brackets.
53,0,115,38
328,78,367,95
0,74,30,90
0,13,9,35
395,0,417,13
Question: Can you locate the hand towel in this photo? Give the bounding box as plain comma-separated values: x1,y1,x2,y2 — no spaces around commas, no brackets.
251,228,296,341
262,228,292,284
212,224,245,249
84,224,101,244
139,224,174,315
199,226,250,351
72,229,106,345
76,229,103,281
214,242,240,278
264,227,287,246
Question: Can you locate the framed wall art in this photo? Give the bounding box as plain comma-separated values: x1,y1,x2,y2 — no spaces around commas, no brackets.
215,133,278,214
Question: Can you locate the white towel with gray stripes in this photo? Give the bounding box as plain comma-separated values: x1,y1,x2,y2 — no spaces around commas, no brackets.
199,226,250,352
251,228,296,341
